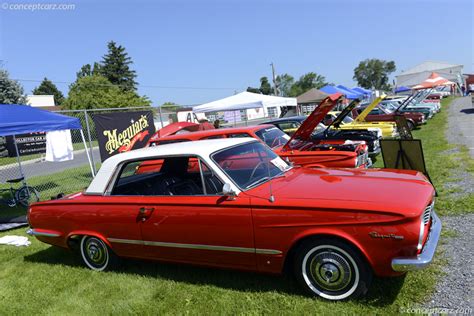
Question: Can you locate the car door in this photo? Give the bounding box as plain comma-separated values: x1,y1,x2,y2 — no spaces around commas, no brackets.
130,156,256,270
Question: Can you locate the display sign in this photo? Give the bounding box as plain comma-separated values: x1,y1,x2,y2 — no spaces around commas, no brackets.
93,111,156,162
5,133,47,157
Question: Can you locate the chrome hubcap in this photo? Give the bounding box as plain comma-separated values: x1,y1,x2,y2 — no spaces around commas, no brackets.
309,251,352,292
85,239,107,265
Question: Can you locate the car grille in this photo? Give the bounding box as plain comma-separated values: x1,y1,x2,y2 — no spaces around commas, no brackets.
423,201,434,225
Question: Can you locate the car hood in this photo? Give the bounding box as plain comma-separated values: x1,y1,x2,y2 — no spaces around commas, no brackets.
354,94,386,122
248,167,434,217
283,93,343,150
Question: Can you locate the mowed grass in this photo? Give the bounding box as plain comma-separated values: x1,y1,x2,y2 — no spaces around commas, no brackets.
1,98,469,315
374,96,473,215
0,227,442,315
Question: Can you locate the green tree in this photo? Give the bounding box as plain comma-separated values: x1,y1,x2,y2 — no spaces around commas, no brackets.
76,62,101,79
275,73,295,97
353,58,396,90
247,77,273,95
100,41,137,91
160,102,181,112
0,69,27,104
289,72,327,96
63,75,150,110
32,77,65,105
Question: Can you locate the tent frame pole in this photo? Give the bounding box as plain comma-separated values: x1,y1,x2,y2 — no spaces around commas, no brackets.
83,110,96,175
80,129,95,177
12,135,27,186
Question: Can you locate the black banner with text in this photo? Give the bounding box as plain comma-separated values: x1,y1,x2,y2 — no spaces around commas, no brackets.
93,111,156,162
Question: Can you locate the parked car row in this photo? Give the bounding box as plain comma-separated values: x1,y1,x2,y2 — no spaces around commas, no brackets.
27,91,442,301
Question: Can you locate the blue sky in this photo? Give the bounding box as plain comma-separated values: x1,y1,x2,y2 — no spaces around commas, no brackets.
0,0,472,105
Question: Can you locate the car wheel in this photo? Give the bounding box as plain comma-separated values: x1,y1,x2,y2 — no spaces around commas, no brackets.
80,236,117,271
294,238,372,301
407,121,415,131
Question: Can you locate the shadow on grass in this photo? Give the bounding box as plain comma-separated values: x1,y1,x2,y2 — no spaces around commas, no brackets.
25,246,405,306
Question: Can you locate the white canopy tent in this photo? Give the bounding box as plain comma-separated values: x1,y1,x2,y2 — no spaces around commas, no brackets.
192,92,297,118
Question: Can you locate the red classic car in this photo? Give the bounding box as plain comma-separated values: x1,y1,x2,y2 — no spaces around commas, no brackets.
353,103,426,130
27,138,441,301
148,94,370,169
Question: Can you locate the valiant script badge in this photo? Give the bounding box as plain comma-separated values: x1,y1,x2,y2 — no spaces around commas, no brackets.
369,231,404,240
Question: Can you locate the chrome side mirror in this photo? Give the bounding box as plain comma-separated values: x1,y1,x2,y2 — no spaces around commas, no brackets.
222,183,237,199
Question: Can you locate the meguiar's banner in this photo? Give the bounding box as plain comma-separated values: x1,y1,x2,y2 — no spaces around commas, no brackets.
93,111,155,162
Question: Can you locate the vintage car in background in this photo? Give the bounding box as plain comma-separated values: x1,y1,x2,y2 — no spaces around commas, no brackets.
261,96,383,157
353,102,426,130
324,111,397,138
148,95,371,168
27,138,441,301
321,95,397,139
152,121,214,138
261,117,381,157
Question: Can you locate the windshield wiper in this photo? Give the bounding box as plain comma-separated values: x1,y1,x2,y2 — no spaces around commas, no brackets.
245,176,270,189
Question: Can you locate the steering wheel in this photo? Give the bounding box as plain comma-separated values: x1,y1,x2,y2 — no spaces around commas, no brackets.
248,161,266,183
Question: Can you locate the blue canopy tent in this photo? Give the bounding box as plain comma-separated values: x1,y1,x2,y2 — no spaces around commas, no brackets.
352,87,372,95
319,85,341,95
336,85,364,99
394,86,411,93
0,104,95,185
321,85,360,99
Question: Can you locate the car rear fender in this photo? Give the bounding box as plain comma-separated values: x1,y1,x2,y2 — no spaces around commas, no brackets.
66,230,113,249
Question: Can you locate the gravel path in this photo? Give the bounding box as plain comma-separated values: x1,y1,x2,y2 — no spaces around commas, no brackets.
446,96,474,158
424,215,474,311
422,97,474,312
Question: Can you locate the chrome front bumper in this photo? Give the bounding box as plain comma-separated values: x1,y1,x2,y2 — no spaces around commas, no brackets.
391,210,442,272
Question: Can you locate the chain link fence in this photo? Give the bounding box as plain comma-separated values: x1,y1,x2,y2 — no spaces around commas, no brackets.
0,107,155,204
1,105,282,205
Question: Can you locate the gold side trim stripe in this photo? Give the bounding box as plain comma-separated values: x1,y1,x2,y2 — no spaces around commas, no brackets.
108,238,281,255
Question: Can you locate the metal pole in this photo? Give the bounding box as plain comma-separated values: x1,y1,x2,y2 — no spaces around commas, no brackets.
271,62,278,96
83,110,96,175
80,129,95,177
12,135,26,185
158,106,164,129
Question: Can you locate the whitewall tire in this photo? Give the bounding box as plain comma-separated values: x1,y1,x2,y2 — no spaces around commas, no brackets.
294,239,372,300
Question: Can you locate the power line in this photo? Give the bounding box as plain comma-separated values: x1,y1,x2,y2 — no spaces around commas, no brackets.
13,78,240,91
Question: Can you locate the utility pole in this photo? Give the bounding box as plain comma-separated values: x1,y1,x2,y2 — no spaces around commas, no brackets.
270,62,279,96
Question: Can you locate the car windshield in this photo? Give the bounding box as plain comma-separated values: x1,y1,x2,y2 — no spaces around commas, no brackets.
212,141,291,190
255,126,290,149
341,116,353,124
380,103,396,112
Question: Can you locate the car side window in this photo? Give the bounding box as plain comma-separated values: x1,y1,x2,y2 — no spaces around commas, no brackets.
111,156,220,196
227,133,252,138
201,135,225,140
149,139,190,146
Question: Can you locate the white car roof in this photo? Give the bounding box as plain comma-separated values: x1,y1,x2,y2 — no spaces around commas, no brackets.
86,138,256,195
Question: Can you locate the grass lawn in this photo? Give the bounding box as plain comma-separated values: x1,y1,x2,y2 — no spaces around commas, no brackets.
374,96,473,215
0,141,98,167
0,97,469,315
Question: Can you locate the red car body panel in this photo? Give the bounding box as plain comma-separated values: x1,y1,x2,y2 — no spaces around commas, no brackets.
151,121,215,139
352,108,425,126
28,166,435,277
284,93,343,147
